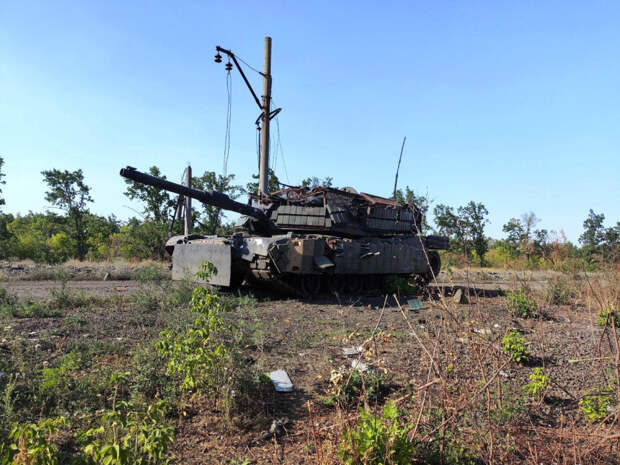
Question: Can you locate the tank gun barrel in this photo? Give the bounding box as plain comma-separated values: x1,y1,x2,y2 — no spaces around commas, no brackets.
120,166,266,220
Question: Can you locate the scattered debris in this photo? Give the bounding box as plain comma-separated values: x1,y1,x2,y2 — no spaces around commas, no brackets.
473,328,491,335
499,370,510,378
350,360,369,372
493,323,501,329
269,369,293,392
343,346,363,356
262,418,289,440
407,298,425,310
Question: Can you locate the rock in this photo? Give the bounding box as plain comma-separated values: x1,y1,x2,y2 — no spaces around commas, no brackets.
343,346,363,356
269,370,293,392
103,272,110,281
452,289,467,304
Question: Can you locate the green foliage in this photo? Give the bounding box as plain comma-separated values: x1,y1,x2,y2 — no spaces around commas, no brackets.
325,369,391,407
135,266,166,284
597,307,620,327
502,331,529,363
339,401,414,465
300,176,333,189
1,296,58,319
245,168,280,195
80,400,173,465
506,289,538,318
523,368,549,400
1,417,66,465
42,168,93,260
579,386,615,422
192,171,243,235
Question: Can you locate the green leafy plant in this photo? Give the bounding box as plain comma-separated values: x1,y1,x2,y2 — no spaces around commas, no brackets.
506,289,538,318
1,417,66,465
325,368,391,407
597,307,620,327
80,400,173,465
339,401,414,465
523,368,549,400
502,331,529,363
579,386,615,422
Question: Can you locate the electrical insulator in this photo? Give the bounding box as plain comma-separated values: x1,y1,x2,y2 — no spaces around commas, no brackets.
214,52,222,63
225,61,233,72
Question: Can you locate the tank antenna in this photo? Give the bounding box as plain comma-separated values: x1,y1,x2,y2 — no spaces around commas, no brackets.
392,136,407,200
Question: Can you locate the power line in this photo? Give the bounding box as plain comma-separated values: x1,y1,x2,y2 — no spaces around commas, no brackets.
222,65,232,175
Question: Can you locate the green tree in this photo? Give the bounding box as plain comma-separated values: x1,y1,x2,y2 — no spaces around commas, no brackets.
395,186,431,233
124,166,176,223
459,201,489,266
300,176,333,189
192,171,244,235
0,156,5,209
434,204,466,253
41,169,93,260
502,217,525,256
245,168,281,195
579,210,606,248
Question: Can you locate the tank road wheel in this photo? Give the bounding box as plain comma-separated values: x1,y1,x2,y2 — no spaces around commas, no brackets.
346,275,363,294
300,275,322,296
425,251,441,282
327,275,346,294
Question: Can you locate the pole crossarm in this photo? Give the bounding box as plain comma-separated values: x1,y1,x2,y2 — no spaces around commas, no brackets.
216,46,263,110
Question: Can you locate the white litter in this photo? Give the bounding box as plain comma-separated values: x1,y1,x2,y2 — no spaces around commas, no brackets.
350,360,368,372
473,328,491,335
269,370,293,392
343,346,363,356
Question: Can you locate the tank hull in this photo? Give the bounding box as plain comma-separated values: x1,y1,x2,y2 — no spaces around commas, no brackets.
166,233,443,295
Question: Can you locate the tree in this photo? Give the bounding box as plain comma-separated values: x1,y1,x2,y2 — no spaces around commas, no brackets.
434,204,466,253
192,171,244,235
459,201,489,266
395,186,431,233
0,156,5,209
245,169,281,195
502,218,525,255
579,210,606,248
41,169,93,261
124,166,176,223
300,176,333,189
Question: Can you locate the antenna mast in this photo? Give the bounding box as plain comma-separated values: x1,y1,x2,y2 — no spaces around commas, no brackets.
392,136,407,199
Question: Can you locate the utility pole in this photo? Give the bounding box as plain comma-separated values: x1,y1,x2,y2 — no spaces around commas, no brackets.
258,36,272,196
184,165,192,235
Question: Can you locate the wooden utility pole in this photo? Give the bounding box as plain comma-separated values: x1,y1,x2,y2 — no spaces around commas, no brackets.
258,36,272,196
184,165,192,235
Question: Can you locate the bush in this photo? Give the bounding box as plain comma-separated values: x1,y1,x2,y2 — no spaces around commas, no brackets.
597,307,620,327
506,289,538,318
579,386,615,422
502,331,529,363
523,368,549,400
326,368,391,407
339,401,414,465
0,417,66,465
545,275,577,305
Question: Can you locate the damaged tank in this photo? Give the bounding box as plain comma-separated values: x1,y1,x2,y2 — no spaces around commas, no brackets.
120,166,448,296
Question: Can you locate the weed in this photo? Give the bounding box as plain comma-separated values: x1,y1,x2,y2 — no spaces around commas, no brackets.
80,400,174,465
325,368,391,407
579,386,615,422
597,306,620,327
544,275,577,305
502,331,529,363
10,300,59,318
0,417,66,465
339,401,414,465
506,289,538,318
136,265,166,284
523,367,549,400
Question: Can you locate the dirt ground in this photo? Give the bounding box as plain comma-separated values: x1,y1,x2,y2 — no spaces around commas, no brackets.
2,270,618,464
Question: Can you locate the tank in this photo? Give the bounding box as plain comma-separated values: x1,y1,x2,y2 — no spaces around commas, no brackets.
120,166,448,295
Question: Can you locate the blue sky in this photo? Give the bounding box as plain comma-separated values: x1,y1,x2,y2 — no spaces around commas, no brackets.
1,0,618,242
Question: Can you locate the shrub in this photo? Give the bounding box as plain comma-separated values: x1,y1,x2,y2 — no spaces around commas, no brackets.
0,417,66,465
339,401,414,465
506,290,538,318
523,368,549,400
502,331,529,363
326,368,391,407
597,307,620,327
579,386,615,422
544,275,577,305
80,400,174,465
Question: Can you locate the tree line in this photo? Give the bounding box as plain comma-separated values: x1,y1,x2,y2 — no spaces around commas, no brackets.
0,157,617,268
